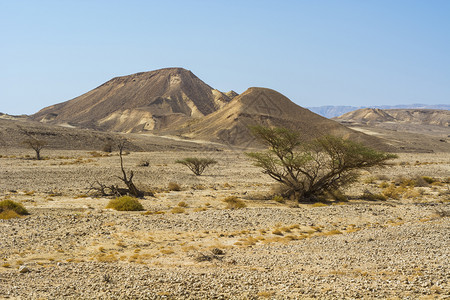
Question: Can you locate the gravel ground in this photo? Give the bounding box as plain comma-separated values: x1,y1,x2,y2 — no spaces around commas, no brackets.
0,150,449,299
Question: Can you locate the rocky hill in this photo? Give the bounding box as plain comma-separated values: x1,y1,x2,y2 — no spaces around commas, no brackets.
32,68,234,133
29,68,395,151
334,108,449,127
169,88,389,150
309,104,450,118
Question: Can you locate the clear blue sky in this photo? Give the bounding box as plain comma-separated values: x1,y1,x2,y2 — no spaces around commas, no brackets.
1,0,449,115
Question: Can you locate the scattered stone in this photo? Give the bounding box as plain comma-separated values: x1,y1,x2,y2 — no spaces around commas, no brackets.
18,266,29,273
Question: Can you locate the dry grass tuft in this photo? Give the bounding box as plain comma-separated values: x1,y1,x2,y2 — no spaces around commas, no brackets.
223,196,246,209
168,182,181,191
272,195,285,203
177,201,188,207
105,196,144,211
258,291,275,298
361,190,387,201
382,184,407,199
171,207,185,214
0,200,29,219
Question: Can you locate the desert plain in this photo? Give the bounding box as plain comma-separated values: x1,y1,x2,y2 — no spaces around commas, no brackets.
0,145,449,299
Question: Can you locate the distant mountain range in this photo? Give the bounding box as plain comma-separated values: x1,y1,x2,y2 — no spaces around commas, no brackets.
308,104,450,118
334,108,449,127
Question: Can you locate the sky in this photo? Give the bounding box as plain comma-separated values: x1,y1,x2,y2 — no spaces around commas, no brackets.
1,0,449,115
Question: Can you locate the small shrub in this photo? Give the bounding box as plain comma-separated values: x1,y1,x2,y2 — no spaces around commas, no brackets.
223,196,246,209
422,176,435,184
171,207,185,214
273,195,285,203
0,200,29,219
168,182,181,191
160,249,175,255
361,190,387,201
0,210,20,220
191,184,207,190
394,176,429,188
138,160,150,167
193,207,207,212
176,157,217,176
414,176,430,187
379,181,390,188
257,291,275,298
106,196,144,211
177,201,188,207
403,189,422,199
395,176,417,187
382,184,406,199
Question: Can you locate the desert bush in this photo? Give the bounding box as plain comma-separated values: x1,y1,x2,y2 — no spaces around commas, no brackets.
422,176,435,184
168,182,181,191
171,207,185,214
191,184,207,190
138,160,150,167
246,126,397,202
403,188,422,199
106,196,144,211
0,200,29,219
382,184,407,199
176,157,217,176
394,176,430,188
272,195,285,203
361,190,387,201
22,138,46,160
379,181,390,188
413,176,430,187
177,201,188,207
223,196,246,209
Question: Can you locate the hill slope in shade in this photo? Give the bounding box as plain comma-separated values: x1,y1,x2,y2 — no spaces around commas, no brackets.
170,87,391,150
32,68,233,133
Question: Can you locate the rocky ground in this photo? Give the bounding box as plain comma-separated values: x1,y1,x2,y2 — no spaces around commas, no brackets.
0,149,449,299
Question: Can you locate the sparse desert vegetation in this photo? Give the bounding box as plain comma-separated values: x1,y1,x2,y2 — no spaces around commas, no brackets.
0,146,448,298
0,199,29,219
247,126,397,201
176,157,217,176
105,196,144,211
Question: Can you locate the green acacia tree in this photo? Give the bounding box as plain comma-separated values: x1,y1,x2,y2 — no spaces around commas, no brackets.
176,157,217,176
246,126,397,202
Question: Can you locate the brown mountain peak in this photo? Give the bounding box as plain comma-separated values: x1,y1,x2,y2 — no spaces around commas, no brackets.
32,68,231,132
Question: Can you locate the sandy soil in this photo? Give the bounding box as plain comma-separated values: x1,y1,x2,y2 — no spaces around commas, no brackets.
0,149,449,299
